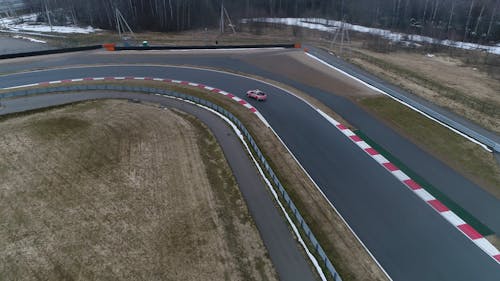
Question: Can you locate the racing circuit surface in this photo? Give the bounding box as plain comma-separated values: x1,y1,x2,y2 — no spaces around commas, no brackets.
0,49,499,281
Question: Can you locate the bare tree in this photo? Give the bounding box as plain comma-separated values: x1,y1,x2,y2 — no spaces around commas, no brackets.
473,1,486,35
430,0,440,26
464,0,475,41
447,0,456,34
486,0,499,39
19,0,500,43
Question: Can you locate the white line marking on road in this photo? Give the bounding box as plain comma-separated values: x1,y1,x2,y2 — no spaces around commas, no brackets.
2,83,38,90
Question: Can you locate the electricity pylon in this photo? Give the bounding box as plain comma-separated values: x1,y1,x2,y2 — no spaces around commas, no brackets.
219,1,235,34
115,8,135,42
330,18,351,56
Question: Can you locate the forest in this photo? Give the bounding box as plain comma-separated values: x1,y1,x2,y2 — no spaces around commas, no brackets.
24,0,500,43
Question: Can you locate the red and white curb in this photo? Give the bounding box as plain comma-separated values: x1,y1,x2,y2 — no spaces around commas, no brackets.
317,109,500,264
3,76,270,126
4,76,499,265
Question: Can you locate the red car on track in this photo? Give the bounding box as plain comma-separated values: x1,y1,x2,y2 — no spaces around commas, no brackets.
246,89,267,101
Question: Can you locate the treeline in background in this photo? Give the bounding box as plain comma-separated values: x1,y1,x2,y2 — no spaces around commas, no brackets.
25,0,500,43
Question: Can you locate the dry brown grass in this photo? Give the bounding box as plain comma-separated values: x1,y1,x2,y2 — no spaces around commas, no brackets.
0,100,277,281
345,49,500,134
358,96,500,198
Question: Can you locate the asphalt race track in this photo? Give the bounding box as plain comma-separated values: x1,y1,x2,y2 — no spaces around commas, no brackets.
0,52,499,281
0,50,498,238
0,92,318,281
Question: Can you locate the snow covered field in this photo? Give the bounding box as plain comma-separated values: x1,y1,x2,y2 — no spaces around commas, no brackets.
243,18,500,55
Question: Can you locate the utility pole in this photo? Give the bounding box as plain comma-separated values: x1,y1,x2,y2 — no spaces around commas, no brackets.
330,18,351,56
220,1,224,34
44,0,52,32
219,1,235,35
115,8,135,43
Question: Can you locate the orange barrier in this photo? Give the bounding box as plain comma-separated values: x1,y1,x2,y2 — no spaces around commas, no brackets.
294,42,301,49
103,43,116,51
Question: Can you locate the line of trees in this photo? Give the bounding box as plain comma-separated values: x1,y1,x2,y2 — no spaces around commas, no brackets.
24,0,499,43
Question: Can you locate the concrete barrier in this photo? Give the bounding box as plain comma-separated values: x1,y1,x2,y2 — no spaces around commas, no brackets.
114,43,295,51
0,45,103,60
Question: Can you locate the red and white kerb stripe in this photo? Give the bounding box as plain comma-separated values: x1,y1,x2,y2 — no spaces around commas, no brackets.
326,114,500,264
13,76,258,114
10,77,269,125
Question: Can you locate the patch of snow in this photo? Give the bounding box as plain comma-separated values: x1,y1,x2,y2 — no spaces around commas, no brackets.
12,35,46,43
7,24,99,34
1,13,100,34
242,18,500,55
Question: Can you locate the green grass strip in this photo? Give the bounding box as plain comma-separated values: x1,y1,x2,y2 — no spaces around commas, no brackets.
354,129,494,236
